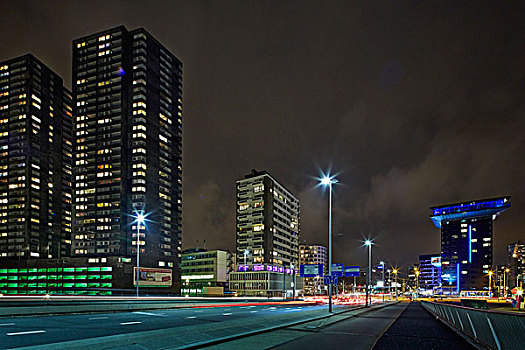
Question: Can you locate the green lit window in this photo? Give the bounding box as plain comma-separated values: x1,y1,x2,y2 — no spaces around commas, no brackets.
28,290,37,294
37,290,46,295
7,276,18,280
48,275,57,280
88,283,101,287
38,283,46,288
28,276,38,280
47,268,57,272
28,268,37,273
8,283,18,288
38,268,46,273
8,290,17,294
18,283,27,288
87,275,100,280
19,269,27,273
76,267,87,272
63,275,74,280
0,289,7,294
0,283,6,287
76,275,87,280
48,283,58,288
0,269,7,273
63,283,74,288
28,283,38,288
75,283,88,287
19,276,27,280
8,269,17,273
63,268,75,272
18,290,27,294
101,283,112,288
38,275,47,280
0,276,8,280
100,291,112,295
100,275,112,279
88,267,101,272
101,267,112,272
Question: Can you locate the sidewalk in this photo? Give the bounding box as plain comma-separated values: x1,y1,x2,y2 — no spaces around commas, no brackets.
373,302,475,350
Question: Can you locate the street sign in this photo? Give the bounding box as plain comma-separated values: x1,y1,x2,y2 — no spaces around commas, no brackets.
345,266,360,277
300,264,323,277
324,275,337,285
331,263,344,277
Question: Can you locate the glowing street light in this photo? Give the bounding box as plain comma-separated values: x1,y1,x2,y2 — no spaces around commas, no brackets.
364,240,373,307
488,270,494,298
320,174,338,313
135,213,146,297
380,261,385,303
393,268,398,300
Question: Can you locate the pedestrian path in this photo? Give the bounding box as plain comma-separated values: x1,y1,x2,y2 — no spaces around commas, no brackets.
373,302,475,350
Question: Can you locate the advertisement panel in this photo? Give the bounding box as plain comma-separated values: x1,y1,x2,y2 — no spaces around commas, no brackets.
133,267,172,287
431,256,442,268
300,264,323,277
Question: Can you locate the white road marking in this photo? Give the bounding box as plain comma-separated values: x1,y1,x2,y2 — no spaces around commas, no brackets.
133,311,166,317
0,323,15,326
120,321,142,326
88,317,108,320
222,313,232,316
7,330,46,336
250,310,258,313
186,316,197,319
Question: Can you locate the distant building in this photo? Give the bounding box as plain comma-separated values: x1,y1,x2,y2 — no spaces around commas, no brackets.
228,264,301,297
180,248,231,296
299,244,327,295
236,169,300,267
430,197,511,293
418,254,441,291
507,241,525,289
0,54,73,262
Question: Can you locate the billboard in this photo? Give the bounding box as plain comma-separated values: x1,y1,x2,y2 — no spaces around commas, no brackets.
134,267,172,287
300,264,323,277
331,263,344,277
431,256,442,268
345,266,360,277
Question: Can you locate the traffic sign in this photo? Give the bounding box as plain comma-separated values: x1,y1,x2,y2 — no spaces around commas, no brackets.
324,275,337,285
300,264,323,277
345,266,360,277
331,263,344,277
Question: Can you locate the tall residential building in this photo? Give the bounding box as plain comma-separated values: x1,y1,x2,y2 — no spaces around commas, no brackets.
72,26,183,291
507,241,525,289
299,244,327,295
236,169,299,268
0,54,73,260
430,197,510,293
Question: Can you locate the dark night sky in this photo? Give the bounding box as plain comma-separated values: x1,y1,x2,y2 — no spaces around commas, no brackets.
1,1,524,271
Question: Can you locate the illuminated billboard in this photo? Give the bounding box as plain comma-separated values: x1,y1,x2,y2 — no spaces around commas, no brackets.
431,256,442,268
133,267,172,287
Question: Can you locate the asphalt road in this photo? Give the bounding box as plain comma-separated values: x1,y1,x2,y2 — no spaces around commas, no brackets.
0,302,343,349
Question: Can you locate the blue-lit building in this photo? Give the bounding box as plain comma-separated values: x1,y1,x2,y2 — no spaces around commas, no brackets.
419,254,441,291
430,197,510,293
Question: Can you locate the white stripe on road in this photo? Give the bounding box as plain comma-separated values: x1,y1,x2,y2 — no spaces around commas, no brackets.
89,317,108,320
0,323,15,326
133,311,166,317
7,330,46,336
120,321,142,326
222,313,232,316
186,316,197,319
250,310,258,313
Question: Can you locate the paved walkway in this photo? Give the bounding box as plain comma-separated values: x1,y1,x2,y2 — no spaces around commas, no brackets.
373,302,475,350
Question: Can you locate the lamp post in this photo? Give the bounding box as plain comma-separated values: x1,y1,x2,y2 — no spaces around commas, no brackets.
243,249,249,297
321,175,338,313
387,269,391,300
291,263,296,301
393,268,398,300
505,267,510,297
488,271,493,298
380,261,385,303
135,213,145,298
365,240,373,307
415,268,420,297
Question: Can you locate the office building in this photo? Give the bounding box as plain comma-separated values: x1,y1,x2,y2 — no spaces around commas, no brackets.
236,169,299,268
0,54,73,261
72,26,183,293
180,248,232,296
418,254,441,291
299,244,327,295
229,263,301,297
430,197,510,293
507,241,525,289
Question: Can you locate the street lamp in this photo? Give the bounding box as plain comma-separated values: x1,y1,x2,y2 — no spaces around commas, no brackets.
505,267,510,297
320,175,338,313
393,268,398,300
243,249,249,297
415,268,420,297
135,213,145,298
488,271,493,298
291,263,296,301
364,240,373,307
380,261,385,303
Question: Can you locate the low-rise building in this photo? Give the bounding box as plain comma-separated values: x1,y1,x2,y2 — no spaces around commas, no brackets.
228,264,301,297
180,248,231,296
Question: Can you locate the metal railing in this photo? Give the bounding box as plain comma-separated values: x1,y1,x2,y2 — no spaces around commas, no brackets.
421,301,525,350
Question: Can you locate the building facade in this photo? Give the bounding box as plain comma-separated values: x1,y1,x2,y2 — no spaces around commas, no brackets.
0,54,73,261
507,241,524,289
418,254,441,291
299,244,327,295
430,197,510,293
71,26,183,293
229,264,300,297
180,248,231,296
236,169,299,268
